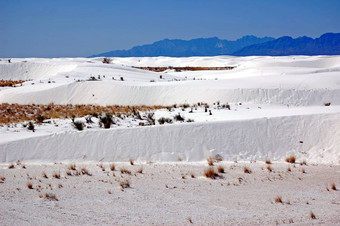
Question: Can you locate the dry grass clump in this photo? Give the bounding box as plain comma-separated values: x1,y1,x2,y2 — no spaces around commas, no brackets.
207,156,223,166
81,167,91,176
217,166,225,173
120,180,130,189
42,172,48,179
0,103,170,124
243,167,252,174
58,184,63,188
110,164,115,171
285,155,296,163
310,211,316,219
267,165,272,172
129,158,134,165
287,166,291,172
27,182,33,189
8,163,15,169
265,159,271,164
275,196,283,203
331,183,337,190
301,168,306,173
0,80,28,87
0,177,5,182
204,167,218,179
120,168,131,175
137,167,143,174
45,193,58,201
66,170,72,176
53,172,61,179
68,163,76,171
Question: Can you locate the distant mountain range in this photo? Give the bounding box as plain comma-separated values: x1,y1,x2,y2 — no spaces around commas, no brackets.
90,33,340,57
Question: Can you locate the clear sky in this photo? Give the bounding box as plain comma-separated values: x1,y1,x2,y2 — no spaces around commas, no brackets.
1,0,339,58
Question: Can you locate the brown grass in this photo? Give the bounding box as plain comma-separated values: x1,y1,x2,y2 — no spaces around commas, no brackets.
137,167,143,174
110,164,115,171
27,182,33,189
58,184,63,188
120,168,131,175
331,183,337,190
217,166,225,173
0,177,5,182
66,170,72,176
0,103,170,124
310,211,316,219
267,165,272,172
45,193,58,201
68,164,76,171
129,158,134,165
285,155,296,163
244,167,252,174
120,180,130,189
8,163,15,169
300,160,307,165
81,167,91,176
42,172,48,179
207,156,223,166
0,80,28,87
265,159,271,164
53,172,60,179
204,167,217,179
301,168,306,173
275,196,283,203
287,166,291,172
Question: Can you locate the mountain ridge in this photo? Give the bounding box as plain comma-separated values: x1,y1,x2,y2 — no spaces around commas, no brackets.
90,33,340,57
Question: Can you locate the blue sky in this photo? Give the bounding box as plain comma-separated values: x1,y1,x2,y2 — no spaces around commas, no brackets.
1,0,339,57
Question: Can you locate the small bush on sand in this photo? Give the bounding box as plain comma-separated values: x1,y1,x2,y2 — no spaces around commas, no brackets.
45,193,58,201
275,196,283,203
53,172,60,179
73,120,85,131
174,113,185,122
244,167,252,174
331,183,337,190
285,155,296,163
267,165,272,172
120,180,130,189
28,121,35,132
27,182,33,189
120,168,131,175
217,166,225,173
42,172,48,178
99,114,114,129
158,117,173,125
265,159,271,164
102,57,112,64
8,163,15,169
110,164,115,171
129,158,134,165
204,167,217,179
68,164,76,171
310,211,316,219
81,167,91,176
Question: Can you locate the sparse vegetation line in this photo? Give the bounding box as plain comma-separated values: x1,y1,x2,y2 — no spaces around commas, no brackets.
0,103,170,124
133,66,235,72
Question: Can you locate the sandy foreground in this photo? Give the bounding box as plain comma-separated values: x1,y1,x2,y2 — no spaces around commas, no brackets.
0,161,339,225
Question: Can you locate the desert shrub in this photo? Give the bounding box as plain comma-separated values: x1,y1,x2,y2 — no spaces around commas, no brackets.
100,114,114,128
310,211,316,219
174,113,185,122
120,180,130,189
53,172,61,179
285,155,296,163
243,167,252,174
204,167,217,179
217,166,225,173
102,57,112,64
73,120,85,131
275,196,283,203
27,182,33,189
158,117,173,125
120,168,131,175
129,158,134,165
110,164,115,171
265,159,271,164
267,165,272,172
186,119,194,123
331,183,337,190
8,163,15,169
45,193,58,201
85,115,93,123
28,121,35,132
68,164,76,171
36,114,46,123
